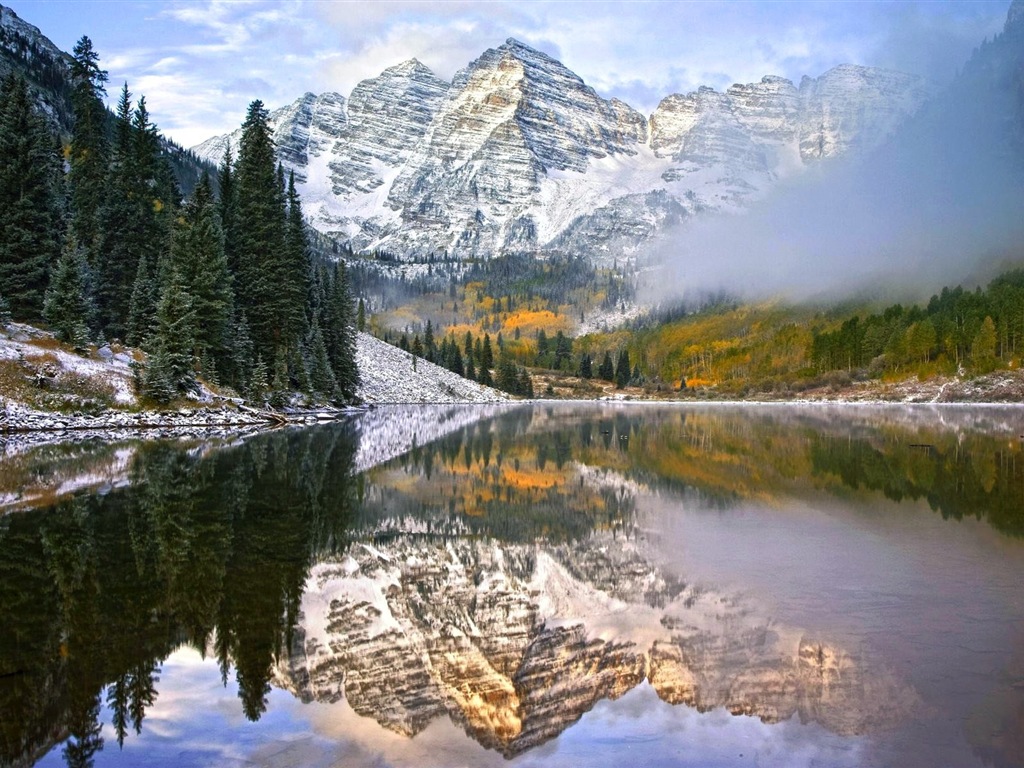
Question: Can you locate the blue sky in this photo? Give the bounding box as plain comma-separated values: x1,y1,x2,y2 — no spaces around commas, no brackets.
5,0,1011,147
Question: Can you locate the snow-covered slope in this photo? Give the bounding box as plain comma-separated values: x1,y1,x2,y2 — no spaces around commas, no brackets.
354,332,510,404
193,39,934,265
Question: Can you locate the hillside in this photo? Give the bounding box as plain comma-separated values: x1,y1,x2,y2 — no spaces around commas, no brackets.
354,332,509,404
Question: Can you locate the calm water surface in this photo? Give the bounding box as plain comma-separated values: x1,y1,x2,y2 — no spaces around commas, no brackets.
2,403,1023,768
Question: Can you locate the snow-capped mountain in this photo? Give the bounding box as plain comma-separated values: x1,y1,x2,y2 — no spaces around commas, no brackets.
193,39,934,265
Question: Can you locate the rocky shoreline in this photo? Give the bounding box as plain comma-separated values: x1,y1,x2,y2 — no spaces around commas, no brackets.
0,399,358,447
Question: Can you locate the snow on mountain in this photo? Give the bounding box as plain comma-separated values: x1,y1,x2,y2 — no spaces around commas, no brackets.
193,39,935,265
192,91,348,184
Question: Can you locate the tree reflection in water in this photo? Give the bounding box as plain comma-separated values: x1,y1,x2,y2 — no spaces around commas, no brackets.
0,424,359,767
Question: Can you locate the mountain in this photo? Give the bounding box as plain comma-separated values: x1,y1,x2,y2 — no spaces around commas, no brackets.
193,39,933,266
0,3,74,133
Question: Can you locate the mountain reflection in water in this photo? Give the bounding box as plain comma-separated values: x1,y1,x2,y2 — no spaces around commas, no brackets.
1,403,1023,768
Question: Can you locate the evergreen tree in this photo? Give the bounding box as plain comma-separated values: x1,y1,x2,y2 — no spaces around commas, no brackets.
68,36,109,267
125,253,157,346
95,89,174,338
218,143,240,276
424,320,436,363
481,333,494,371
228,311,258,396
518,367,534,398
553,331,572,370
465,353,476,381
305,318,337,398
282,171,310,347
170,174,234,379
598,351,615,381
495,353,519,394
615,349,631,389
323,260,360,402
234,101,287,361
537,329,549,365
269,346,290,408
578,352,593,379
143,268,196,402
44,239,95,351
356,297,365,331
0,75,62,321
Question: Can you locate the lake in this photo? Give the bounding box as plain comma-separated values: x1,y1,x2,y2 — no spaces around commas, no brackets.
2,403,1023,768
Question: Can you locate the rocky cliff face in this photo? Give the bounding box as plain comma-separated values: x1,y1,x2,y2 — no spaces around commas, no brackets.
193,38,933,266
271,527,918,757
0,4,74,133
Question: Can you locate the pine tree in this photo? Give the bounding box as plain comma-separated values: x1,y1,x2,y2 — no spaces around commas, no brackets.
125,253,157,346
0,74,62,321
228,311,257,395
424,320,436,363
269,346,290,408
481,333,494,371
615,349,631,389
143,268,196,401
972,315,998,372
68,36,109,267
495,354,516,393
218,143,240,276
95,88,174,338
282,171,310,347
305,318,337,398
518,367,534,398
323,260,360,402
598,351,615,381
44,239,94,351
465,353,476,381
356,297,365,331
578,352,593,379
234,100,286,362
170,174,234,379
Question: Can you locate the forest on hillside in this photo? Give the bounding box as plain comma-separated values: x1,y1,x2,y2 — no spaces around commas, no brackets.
0,36,359,407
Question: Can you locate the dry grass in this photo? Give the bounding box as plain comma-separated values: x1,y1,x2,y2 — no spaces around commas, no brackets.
0,356,120,414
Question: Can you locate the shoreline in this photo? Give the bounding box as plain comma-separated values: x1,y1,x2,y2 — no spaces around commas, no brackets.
4,395,1023,440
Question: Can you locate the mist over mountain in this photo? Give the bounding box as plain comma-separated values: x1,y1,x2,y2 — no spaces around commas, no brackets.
192,39,933,270
644,0,1024,304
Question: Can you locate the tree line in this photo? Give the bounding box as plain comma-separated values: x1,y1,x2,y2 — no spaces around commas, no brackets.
0,37,359,405
810,270,1024,376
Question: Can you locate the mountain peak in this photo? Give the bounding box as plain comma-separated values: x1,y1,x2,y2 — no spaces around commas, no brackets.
498,37,557,64
385,58,437,79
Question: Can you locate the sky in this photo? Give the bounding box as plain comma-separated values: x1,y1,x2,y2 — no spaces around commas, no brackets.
3,0,1011,149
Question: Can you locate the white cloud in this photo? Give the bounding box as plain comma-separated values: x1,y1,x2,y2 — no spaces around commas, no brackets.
44,0,1008,147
